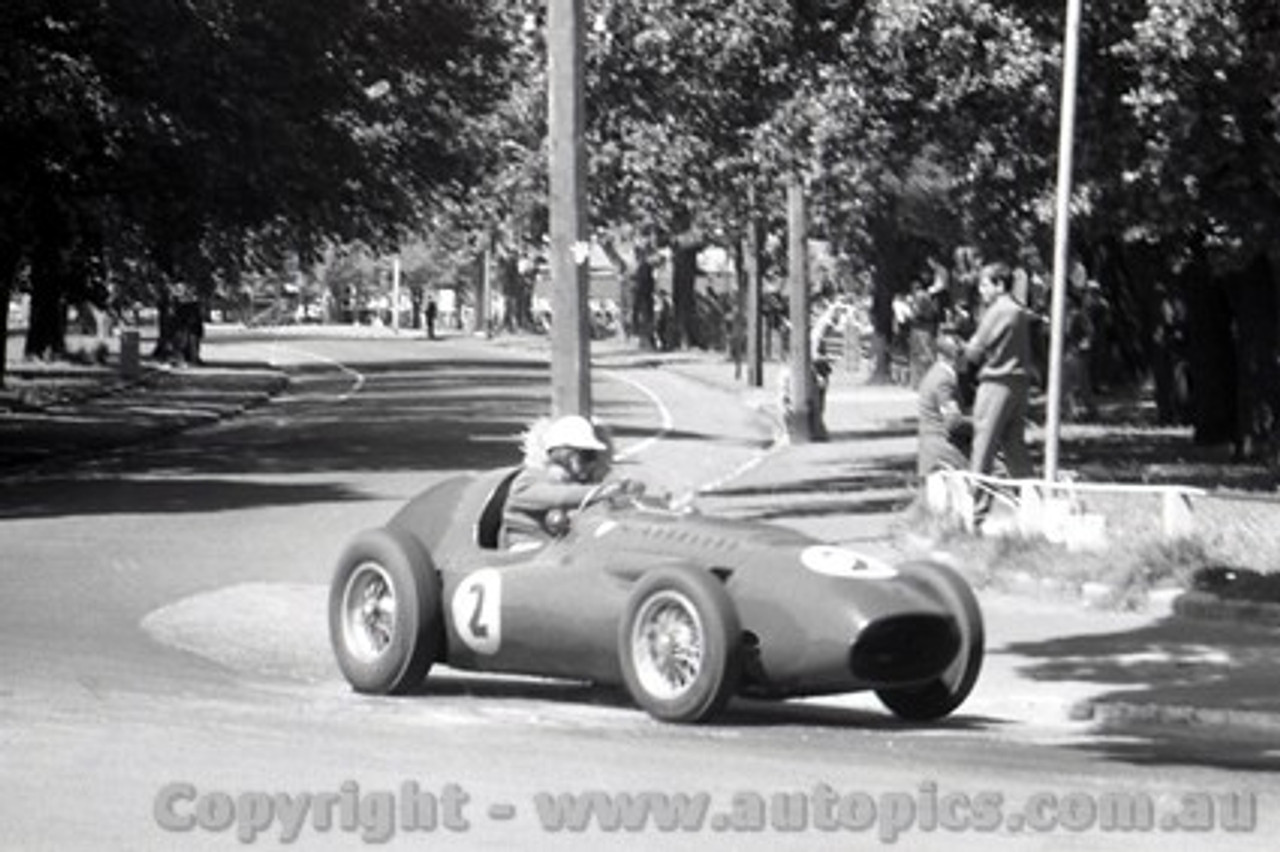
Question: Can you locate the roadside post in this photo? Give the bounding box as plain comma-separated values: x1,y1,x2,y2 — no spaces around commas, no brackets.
120,328,140,380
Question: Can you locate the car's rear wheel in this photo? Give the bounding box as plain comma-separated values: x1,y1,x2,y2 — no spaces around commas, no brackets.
876,561,984,721
619,569,740,723
330,527,441,694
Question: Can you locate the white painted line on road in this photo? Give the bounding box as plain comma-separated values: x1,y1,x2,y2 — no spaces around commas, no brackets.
692,441,786,499
602,368,785,506
252,341,366,403
600,370,672,461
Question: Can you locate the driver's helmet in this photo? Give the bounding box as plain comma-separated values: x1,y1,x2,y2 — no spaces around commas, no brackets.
544,415,610,483
544,415,608,453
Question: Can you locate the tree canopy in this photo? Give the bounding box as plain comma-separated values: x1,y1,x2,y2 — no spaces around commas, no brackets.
5,0,1279,457
1,0,514,366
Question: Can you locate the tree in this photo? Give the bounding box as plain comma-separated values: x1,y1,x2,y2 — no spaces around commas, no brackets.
582,0,798,346
0,0,514,380
988,0,1280,451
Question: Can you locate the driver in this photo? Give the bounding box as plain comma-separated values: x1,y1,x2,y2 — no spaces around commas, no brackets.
501,415,642,549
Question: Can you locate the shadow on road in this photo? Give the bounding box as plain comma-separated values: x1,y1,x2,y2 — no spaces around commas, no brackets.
826,421,918,443
709,469,916,499
0,477,370,519
726,698,997,733
403,675,997,733
1007,618,1280,772
703,455,918,523
2,355,773,519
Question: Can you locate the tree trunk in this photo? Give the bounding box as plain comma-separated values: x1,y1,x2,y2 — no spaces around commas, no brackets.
0,240,20,388
0,277,9,390
154,290,175,360
23,239,69,361
1223,253,1280,461
868,278,894,383
498,254,528,332
742,218,764,387
865,213,922,384
672,241,700,349
599,240,630,339
631,258,656,350
732,240,748,380
1187,257,1239,446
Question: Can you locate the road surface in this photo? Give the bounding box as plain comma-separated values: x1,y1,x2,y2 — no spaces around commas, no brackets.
0,330,1274,850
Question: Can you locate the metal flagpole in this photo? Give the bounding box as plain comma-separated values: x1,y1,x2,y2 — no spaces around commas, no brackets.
1044,0,1084,482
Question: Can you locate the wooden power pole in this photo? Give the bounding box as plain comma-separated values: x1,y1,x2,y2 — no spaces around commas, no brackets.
786,172,816,442
547,0,591,417
744,185,764,388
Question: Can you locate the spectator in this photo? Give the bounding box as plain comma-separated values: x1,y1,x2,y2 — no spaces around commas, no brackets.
964,263,1034,523
916,332,972,477
655,291,674,351
811,337,833,441
907,272,943,389
425,296,438,340
1062,287,1096,420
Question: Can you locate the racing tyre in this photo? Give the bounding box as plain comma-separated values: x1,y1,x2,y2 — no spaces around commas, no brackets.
875,560,984,721
330,527,442,695
619,569,741,723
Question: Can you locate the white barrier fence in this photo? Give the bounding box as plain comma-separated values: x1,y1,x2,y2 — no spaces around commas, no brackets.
924,470,1205,551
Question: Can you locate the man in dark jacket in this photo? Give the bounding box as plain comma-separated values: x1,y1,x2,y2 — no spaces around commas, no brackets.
916,332,972,477
964,264,1034,521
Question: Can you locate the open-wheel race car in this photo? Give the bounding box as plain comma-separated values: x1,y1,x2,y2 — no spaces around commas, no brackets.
329,467,984,724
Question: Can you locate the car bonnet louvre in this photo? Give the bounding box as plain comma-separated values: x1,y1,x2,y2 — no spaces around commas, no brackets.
624,523,740,553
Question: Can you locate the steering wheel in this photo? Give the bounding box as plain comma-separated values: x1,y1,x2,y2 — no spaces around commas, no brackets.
577,480,619,512
578,479,645,512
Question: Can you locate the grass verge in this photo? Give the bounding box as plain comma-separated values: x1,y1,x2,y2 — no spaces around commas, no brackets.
889,498,1259,612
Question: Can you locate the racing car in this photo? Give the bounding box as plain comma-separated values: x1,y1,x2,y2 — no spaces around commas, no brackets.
329,467,984,724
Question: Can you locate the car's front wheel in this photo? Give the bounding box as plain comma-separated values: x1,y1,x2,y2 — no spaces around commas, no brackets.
876,560,984,721
330,527,441,695
618,569,741,723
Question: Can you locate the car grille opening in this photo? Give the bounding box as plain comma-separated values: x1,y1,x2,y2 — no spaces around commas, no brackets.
849,615,960,683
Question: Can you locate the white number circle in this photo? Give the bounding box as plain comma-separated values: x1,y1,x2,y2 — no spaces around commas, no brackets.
800,546,898,580
452,569,502,654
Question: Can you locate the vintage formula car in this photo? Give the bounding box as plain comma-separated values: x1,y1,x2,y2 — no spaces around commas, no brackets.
329,467,984,724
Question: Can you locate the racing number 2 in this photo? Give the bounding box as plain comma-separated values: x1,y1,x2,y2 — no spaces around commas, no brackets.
452,569,502,655
468,584,489,639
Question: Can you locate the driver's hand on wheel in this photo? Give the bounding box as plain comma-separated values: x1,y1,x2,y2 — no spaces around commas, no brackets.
595,478,643,508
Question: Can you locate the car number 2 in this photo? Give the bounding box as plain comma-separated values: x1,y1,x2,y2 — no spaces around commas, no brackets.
452,569,502,654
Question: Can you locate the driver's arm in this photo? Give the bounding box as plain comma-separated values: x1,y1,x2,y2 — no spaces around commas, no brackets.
507,475,600,510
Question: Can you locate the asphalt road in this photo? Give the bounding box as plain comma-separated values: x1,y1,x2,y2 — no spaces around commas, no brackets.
0,331,1274,851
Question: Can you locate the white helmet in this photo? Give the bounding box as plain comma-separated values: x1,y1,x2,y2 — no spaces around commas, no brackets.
544,415,608,452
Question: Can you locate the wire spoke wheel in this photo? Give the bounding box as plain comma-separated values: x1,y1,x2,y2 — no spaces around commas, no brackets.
631,591,705,701
341,562,398,663
619,569,740,723
329,527,441,695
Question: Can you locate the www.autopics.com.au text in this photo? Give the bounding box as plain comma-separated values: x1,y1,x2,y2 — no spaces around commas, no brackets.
153,780,1259,844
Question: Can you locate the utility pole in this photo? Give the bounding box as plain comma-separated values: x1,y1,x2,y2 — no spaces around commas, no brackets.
744,185,764,388
786,172,817,442
391,256,402,332
473,247,489,336
547,0,591,417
